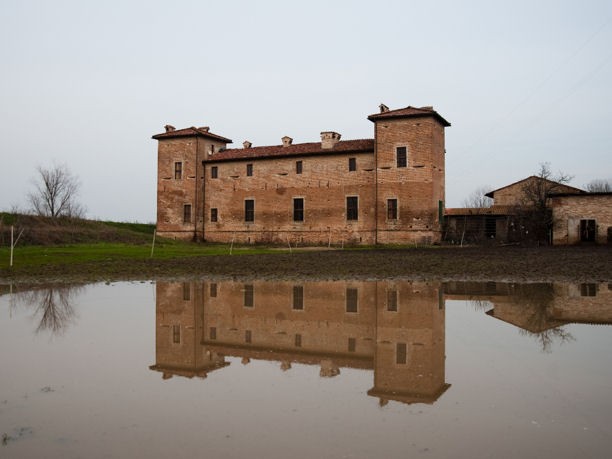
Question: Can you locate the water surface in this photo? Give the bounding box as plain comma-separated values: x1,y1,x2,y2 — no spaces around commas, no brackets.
1,280,611,458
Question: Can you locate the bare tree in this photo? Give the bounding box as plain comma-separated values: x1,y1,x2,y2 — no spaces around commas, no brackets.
462,186,494,208
28,163,85,218
585,179,611,192
516,163,574,244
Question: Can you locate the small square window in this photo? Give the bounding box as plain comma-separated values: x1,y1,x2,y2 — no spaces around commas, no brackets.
211,166,218,179
396,147,407,168
246,163,253,176
211,208,218,222
348,157,357,172
296,161,303,174
174,162,183,180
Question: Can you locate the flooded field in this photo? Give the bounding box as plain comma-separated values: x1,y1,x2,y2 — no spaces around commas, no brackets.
1,279,611,458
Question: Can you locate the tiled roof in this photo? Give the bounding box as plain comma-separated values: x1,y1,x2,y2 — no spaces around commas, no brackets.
485,176,584,198
152,126,233,143
445,206,515,216
207,139,375,163
368,106,451,126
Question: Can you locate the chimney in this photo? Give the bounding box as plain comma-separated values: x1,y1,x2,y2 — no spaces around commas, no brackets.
420,106,433,110
243,140,252,149
379,103,389,113
164,124,175,132
199,126,210,132
320,131,341,149
282,136,293,147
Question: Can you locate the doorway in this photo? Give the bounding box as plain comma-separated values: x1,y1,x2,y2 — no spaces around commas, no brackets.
580,219,596,242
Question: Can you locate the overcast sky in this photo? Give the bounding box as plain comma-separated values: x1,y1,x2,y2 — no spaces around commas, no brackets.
1,0,611,222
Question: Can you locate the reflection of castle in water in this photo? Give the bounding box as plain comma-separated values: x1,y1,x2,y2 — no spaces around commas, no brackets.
150,279,612,405
149,280,449,406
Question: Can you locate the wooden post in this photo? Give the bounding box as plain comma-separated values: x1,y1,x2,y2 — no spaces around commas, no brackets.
150,229,156,258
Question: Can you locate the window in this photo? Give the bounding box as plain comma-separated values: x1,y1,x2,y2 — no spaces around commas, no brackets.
244,284,254,307
387,199,398,220
580,283,597,297
246,163,253,176
210,283,217,297
346,196,358,221
396,146,407,168
396,343,407,364
174,162,183,179
245,199,255,222
348,157,357,172
346,288,358,312
293,198,304,222
387,290,398,311
348,337,356,352
183,282,191,301
211,166,218,178
293,285,304,310
296,160,303,174
245,330,252,343
211,208,218,222
294,334,302,347
209,327,217,340
183,204,192,223
172,325,180,344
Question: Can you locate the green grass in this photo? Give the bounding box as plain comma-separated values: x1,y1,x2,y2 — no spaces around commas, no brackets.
0,241,284,269
100,221,156,235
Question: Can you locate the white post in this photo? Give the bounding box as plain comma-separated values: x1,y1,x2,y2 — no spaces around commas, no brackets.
150,229,156,258
230,233,236,255
10,226,14,267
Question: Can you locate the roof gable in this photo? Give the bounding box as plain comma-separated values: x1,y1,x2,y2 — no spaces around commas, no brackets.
367,105,451,126
152,126,232,143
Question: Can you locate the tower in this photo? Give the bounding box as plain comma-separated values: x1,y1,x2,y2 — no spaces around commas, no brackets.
368,106,450,244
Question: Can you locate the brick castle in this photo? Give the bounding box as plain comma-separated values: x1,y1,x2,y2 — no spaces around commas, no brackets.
153,104,450,245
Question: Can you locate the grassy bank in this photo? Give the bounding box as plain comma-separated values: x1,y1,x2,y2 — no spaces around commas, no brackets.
0,243,610,284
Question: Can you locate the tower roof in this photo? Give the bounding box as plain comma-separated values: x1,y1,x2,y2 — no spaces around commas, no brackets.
367,105,450,127
152,126,232,143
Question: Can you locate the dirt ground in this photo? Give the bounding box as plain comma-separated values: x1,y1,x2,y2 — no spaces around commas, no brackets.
1,245,610,285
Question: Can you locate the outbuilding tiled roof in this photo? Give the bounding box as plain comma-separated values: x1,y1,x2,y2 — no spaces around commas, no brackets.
207,139,375,163
152,126,233,143
368,106,451,126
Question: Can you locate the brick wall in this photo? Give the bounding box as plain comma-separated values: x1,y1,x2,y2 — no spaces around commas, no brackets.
551,194,612,244
203,152,377,245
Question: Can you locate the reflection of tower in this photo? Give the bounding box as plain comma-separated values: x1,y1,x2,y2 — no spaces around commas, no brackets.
149,282,228,379
368,282,449,405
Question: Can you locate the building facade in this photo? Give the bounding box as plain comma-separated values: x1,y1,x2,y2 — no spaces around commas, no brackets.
550,192,612,245
153,105,450,245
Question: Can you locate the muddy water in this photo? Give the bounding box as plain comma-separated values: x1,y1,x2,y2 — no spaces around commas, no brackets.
1,280,611,458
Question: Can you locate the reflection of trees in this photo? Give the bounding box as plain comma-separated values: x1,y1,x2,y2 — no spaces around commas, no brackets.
520,327,574,353
514,283,575,353
11,284,84,335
